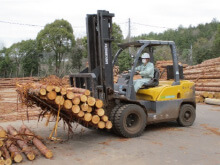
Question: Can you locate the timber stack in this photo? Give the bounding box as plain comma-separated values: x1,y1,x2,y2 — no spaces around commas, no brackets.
184,57,220,104
16,79,113,134
0,77,39,88
0,125,52,165
156,60,188,80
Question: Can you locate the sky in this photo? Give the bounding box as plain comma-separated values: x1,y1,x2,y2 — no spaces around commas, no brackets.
0,0,219,48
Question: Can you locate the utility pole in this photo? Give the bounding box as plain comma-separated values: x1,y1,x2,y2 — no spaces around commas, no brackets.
127,18,131,56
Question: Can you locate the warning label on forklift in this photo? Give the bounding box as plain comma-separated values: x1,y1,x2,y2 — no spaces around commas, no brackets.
105,43,108,64
160,95,175,99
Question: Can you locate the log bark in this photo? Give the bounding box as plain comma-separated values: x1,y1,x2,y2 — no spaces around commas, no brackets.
66,87,91,96
5,140,23,163
195,82,220,87
7,125,35,161
0,145,12,165
185,74,220,80
205,98,220,105
20,125,53,159
195,87,220,92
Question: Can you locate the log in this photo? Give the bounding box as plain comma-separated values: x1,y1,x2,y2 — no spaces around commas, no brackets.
92,115,100,124
185,74,220,80
55,96,65,105
195,82,220,87
40,88,47,96
0,145,12,165
205,98,220,105
64,100,72,110
0,159,4,165
72,97,81,105
66,87,91,96
84,113,92,122
60,88,67,95
95,108,105,116
0,140,3,147
66,91,75,99
95,99,103,108
80,95,87,103
20,125,53,159
47,91,57,100
0,126,7,138
81,103,89,112
5,140,23,163
46,85,54,92
87,97,96,106
195,87,220,92
7,125,35,161
54,86,61,93
106,121,113,129
87,106,93,113
98,121,105,129
77,111,85,118
101,115,108,122
72,105,80,114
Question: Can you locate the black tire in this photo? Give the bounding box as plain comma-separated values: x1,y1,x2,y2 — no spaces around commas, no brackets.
177,104,196,127
109,103,123,135
114,104,147,138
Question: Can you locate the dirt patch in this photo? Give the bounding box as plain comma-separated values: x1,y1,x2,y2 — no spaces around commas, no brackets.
152,141,163,146
200,124,220,136
98,138,129,146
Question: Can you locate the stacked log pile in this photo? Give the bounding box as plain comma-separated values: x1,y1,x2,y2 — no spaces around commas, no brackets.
184,57,220,103
0,77,39,88
156,60,188,80
0,125,52,164
16,81,113,137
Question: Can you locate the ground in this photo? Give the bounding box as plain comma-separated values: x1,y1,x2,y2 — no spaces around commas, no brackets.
0,88,220,165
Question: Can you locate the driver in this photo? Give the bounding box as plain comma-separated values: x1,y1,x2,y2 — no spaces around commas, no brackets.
134,53,154,92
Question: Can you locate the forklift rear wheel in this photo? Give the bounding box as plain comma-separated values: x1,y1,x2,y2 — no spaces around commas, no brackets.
177,104,196,127
114,104,146,138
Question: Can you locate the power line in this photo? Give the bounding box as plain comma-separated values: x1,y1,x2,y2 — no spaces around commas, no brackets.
132,22,172,29
0,20,85,29
0,20,44,27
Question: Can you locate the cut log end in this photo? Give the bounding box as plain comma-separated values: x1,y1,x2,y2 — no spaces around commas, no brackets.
27,153,35,161
0,140,3,147
45,150,53,159
40,88,46,96
84,113,92,122
101,115,108,122
106,121,113,129
14,154,23,163
64,100,72,110
80,95,88,102
87,97,96,106
77,111,85,118
47,91,57,100
96,108,105,116
66,92,75,100
72,105,80,114
92,115,100,124
95,100,103,108
98,121,105,129
72,97,80,105
0,160,5,165
81,103,89,112
4,159,12,165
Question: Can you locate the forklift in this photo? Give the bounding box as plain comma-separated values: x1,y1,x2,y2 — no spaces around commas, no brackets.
70,10,196,138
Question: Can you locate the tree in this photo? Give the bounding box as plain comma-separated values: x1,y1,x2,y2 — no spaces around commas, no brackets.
37,19,75,75
212,24,220,56
112,23,123,56
20,40,39,76
0,47,14,77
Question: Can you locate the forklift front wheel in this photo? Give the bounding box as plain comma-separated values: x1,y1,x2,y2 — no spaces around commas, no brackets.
114,104,146,138
177,104,196,127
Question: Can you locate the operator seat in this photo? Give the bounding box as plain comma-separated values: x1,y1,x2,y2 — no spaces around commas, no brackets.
141,68,160,88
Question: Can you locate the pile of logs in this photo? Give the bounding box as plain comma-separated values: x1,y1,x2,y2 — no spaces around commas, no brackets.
156,60,188,80
184,57,220,103
16,82,113,137
0,77,39,88
113,66,119,83
0,125,52,164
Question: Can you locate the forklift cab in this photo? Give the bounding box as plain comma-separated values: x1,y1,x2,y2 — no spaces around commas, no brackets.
113,40,180,100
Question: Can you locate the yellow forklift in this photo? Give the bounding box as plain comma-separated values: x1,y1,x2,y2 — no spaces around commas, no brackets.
70,10,196,138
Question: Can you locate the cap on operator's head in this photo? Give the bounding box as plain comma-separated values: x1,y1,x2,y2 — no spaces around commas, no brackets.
141,53,150,59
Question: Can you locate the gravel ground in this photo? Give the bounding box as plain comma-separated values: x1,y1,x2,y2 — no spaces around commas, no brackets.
0,103,219,165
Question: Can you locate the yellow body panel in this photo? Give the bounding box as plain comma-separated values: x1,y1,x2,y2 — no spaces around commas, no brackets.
136,80,195,101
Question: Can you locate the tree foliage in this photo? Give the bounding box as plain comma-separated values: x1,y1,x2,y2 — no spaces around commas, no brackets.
36,19,75,75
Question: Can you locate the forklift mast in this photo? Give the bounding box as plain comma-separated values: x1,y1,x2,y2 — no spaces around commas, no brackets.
70,10,115,105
